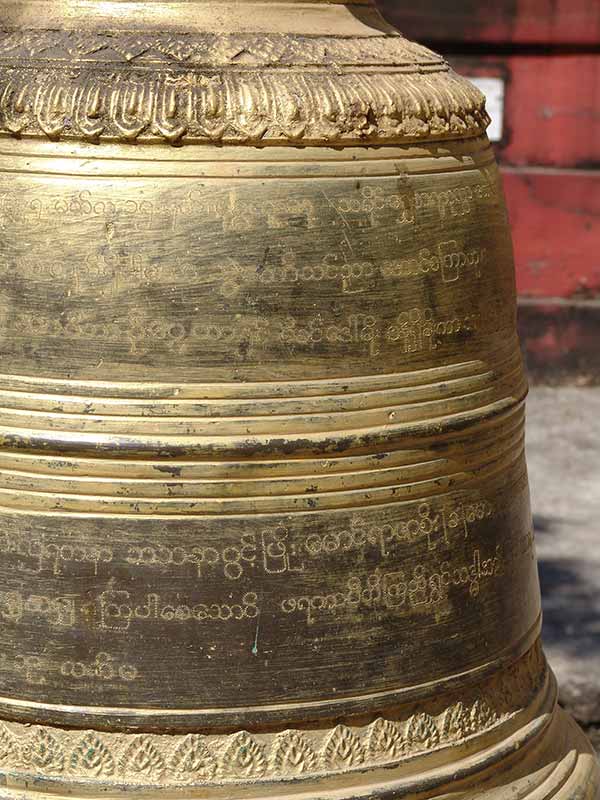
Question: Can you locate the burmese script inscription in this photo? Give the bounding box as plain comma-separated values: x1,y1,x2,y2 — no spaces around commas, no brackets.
0,167,514,379
0,469,539,706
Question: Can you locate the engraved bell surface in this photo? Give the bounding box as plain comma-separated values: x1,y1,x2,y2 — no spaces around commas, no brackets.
0,0,596,797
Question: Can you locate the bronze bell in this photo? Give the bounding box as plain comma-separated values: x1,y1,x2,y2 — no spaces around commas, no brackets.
0,0,596,798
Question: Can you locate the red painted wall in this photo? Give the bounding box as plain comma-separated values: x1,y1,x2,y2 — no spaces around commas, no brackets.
503,170,600,299
385,1,600,45
451,55,600,300
452,56,600,170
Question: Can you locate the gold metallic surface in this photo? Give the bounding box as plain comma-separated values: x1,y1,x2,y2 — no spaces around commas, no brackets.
0,1,596,798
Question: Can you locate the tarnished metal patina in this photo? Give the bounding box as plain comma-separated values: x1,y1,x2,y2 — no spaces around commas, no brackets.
0,1,596,798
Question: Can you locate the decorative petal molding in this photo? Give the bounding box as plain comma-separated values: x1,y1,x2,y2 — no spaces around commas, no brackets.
0,31,489,144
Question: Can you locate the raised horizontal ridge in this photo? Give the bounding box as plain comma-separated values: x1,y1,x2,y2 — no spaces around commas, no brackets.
0,352,527,513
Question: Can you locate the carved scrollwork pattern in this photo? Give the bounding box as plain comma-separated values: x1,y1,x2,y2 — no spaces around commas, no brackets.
0,32,444,68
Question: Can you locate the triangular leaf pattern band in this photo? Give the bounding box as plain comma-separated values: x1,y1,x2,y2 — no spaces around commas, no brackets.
0,644,545,786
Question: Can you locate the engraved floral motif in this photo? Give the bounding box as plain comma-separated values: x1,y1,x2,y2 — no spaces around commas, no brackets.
366,718,405,761
0,724,16,762
169,734,216,779
270,731,318,775
469,697,499,732
219,731,266,779
405,713,440,751
441,701,471,741
120,736,165,779
322,725,365,769
70,733,115,777
21,729,64,773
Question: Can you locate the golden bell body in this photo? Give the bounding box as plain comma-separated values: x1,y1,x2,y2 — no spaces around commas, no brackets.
0,1,596,798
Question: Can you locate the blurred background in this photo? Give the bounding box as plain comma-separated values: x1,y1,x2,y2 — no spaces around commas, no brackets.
380,0,600,750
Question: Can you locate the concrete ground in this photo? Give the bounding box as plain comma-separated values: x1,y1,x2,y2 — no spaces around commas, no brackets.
526,387,600,750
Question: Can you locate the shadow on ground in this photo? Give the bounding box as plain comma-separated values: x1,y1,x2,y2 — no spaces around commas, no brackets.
533,514,600,741
534,511,600,659
538,556,600,656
